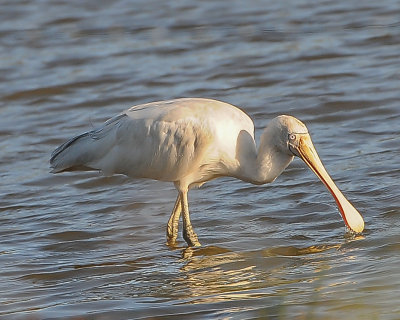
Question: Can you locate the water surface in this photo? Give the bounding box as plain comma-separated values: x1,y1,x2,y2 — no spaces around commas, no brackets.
1,1,399,319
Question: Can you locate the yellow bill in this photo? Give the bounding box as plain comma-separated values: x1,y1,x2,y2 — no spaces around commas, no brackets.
292,134,364,233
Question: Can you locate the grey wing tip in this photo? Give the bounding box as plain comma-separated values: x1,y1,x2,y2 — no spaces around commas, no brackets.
49,157,62,174
49,146,64,172
49,115,126,174
49,132,90,173
49,161,61,173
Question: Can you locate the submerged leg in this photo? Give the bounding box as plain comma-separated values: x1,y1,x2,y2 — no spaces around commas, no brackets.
181,190,201,247
166,194,182,245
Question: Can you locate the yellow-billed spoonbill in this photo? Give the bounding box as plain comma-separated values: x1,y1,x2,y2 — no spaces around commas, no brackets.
50,98,364,247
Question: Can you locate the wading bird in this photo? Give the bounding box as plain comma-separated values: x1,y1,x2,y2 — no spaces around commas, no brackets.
50,98,364,247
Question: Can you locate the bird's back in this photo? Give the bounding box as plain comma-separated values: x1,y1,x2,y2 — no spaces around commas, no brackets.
50,98,255,185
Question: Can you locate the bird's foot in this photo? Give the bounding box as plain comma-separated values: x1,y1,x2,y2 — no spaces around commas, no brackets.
183,230,201,247
166,222,180,247
166,235,178,248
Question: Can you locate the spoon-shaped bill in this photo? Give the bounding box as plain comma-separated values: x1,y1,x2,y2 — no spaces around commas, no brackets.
295,135,364,233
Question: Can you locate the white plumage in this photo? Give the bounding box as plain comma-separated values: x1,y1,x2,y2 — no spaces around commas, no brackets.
52,99,251,180
51,98,364,247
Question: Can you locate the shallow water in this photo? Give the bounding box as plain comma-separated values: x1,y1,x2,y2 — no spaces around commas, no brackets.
1,1,399,319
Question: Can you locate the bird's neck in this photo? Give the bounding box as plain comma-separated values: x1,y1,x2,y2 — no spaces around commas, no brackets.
236,127,294,185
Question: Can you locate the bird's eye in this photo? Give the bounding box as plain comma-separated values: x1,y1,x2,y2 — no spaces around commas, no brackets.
289,133,296,141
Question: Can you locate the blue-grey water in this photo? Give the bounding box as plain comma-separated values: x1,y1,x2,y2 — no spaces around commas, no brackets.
1,1,399,319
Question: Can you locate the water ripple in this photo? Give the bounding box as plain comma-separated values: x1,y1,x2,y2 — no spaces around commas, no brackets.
1,0,400,319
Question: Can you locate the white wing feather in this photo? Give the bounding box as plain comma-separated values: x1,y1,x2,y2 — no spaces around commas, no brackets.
50,98,255,185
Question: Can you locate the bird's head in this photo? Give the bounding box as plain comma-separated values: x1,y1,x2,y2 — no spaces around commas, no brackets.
273,115,364,233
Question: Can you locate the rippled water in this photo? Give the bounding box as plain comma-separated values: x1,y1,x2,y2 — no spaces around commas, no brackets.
1,1,399,319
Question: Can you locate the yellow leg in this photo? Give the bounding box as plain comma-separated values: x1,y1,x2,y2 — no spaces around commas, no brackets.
166,194,181,245
181,190,201,247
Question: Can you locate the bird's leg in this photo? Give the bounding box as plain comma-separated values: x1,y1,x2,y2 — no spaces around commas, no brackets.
166,194,182,246
180,190,201,247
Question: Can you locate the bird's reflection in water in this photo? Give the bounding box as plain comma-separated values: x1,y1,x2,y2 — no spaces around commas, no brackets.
175,242,351,305
60,237,365,310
